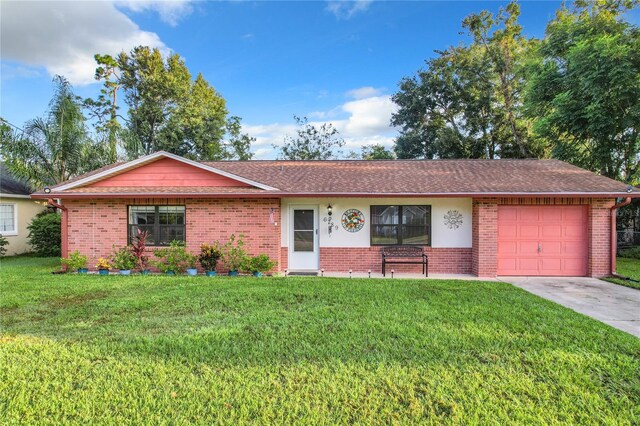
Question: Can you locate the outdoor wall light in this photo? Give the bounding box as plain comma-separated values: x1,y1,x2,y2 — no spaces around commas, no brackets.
327,204,333,216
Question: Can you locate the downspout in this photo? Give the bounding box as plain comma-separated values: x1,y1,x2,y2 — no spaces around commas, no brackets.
48,198,68,259
610,197,631,276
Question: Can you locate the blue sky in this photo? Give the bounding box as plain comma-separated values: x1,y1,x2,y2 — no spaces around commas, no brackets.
0,1,604,158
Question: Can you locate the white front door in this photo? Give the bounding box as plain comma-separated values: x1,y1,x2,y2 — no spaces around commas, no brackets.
289,205,319,271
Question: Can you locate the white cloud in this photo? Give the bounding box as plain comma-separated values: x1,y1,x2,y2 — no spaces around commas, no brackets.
346,86,382,99
243,93,399,159
116,0,194,26
0,1,193,85
326,0,372,20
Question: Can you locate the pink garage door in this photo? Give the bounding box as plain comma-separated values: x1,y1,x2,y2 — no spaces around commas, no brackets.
497,206,588,276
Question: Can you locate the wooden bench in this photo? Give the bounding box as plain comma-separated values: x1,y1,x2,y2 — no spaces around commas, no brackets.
381,246,428,277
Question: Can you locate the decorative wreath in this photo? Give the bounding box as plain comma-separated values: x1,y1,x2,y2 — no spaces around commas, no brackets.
341,209,365,232
444,209,464,229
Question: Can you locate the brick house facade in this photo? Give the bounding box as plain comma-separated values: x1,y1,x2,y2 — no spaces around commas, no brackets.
33,151,638,278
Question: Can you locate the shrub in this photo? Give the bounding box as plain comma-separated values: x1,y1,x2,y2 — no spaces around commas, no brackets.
247,254,275,273
0,235,8,257
95,257,111,270
222,234,249,272
111,246,137,271
152,240,197,274
131,229,150,270
619,246,640,259
199,242,223,271
27,209,61,256
61,250,87,271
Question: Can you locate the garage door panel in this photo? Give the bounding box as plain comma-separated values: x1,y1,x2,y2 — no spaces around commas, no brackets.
498,224,517,238
541,225,562,238
520,225,540,238
497,205,587,276
519,241,540,254
519,209,541,221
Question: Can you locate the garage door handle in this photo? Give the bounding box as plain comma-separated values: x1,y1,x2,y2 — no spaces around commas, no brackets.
538,243,542,253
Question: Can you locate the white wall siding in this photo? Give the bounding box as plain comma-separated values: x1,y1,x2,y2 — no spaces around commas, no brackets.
281,197,472,248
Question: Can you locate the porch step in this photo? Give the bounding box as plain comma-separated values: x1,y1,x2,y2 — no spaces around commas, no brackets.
287,271,319,276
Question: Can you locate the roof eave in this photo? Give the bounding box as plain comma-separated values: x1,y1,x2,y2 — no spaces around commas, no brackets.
31,191,640,200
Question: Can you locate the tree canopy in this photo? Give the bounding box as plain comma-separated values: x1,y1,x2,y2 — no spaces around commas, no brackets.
275,116,345,160
1,76,110,188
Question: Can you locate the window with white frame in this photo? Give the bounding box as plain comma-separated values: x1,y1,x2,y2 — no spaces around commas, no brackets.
0,204,17,235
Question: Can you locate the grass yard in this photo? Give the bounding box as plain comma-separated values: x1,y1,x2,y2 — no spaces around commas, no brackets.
606,257,640,290
1,257,639,424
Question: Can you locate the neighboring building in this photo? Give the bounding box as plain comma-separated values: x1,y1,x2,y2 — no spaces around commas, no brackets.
31,151,640,277
0,164,47,255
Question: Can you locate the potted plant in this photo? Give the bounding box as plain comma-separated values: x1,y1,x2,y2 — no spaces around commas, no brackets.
152,240,194,275
185,252,198,276
247,254,275,277
112,246,136,275
131,229,150,274
199,243,222,277
61,250,88,274
95,257,111,275
222,234,248,276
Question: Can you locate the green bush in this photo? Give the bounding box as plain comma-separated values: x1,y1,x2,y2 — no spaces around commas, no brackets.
247,254,275,273
0,235,8,257
619,246,640,259
111,246,137,271
222,234,249,272
27,210,61,257
61,250,87,271
152,241,197,274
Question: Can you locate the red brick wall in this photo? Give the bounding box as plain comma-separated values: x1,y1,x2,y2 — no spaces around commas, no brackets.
280,247,471,275
63,198,281,273
472,199,498,277
588,198,614,277
472,197,615,278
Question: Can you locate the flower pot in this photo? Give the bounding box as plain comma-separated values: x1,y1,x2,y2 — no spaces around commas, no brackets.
228,270,239,277
119,269,131,276
98,269,109,275
252,271,263,278
77,268,88,274
140,269,150,275
166,270,176,276
206,271,217,277
186,268,198,276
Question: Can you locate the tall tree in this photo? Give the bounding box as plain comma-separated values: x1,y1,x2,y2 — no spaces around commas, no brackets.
275,116,345,160
524,0,640,183
392,2,542,160
0,76,110,188
225,116,254,160
91,46,232,160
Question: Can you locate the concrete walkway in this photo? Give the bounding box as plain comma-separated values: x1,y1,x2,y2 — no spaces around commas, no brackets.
501,277,640,337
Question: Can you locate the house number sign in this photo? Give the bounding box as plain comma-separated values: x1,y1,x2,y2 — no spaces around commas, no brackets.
341,209,365,232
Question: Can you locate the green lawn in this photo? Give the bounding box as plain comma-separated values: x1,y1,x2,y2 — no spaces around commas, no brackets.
1,257,639,424
606,257,640,290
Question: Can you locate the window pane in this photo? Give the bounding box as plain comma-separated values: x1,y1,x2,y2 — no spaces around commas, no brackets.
159,226,185,245
159,206,185,225
403,206,429,226
0,204,15,232
402,226,430,245
371,225,399,245
293,210,314,231
129,206,155,225
293,230,314,251
371,206,399,225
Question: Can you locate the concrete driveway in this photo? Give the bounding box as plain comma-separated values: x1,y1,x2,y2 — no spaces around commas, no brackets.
500,277,640,338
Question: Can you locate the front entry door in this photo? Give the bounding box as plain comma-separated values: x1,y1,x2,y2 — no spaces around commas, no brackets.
289,206,319,271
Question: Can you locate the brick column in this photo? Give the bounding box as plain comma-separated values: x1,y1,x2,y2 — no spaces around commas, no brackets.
588,198,614,277
472,198,498,277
